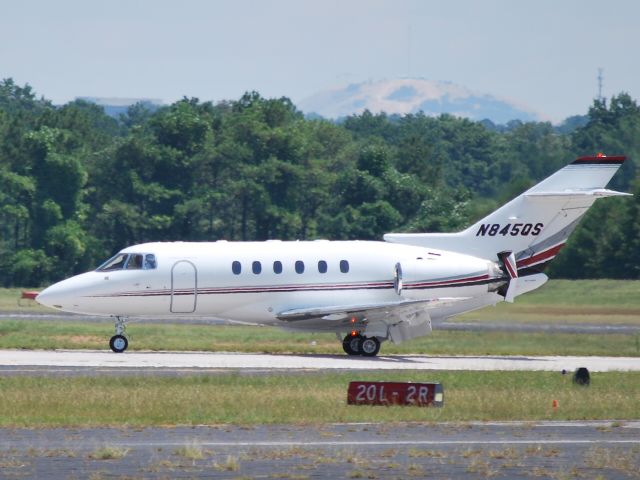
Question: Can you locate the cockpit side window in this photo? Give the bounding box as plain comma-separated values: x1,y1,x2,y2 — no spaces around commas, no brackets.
126,254,143,269
144,254,157,269
97,253,129,272
97,252,157,271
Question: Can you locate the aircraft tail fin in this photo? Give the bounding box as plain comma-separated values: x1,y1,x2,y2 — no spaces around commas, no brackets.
384,155,630,273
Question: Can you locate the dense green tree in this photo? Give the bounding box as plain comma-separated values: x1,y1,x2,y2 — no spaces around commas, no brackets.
573,93,639,191
0,77,638,285
0,169,34,249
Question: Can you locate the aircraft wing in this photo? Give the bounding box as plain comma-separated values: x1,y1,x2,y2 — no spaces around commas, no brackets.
277,298,466,322
277,297,469,343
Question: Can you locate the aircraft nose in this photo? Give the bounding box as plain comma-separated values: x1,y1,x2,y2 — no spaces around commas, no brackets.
36,272,100,312
36,282,72,310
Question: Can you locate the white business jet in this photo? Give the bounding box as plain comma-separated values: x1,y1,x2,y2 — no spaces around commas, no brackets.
37,155,629,355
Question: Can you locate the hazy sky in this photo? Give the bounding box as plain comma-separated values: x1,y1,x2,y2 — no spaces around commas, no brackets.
1,0,638,122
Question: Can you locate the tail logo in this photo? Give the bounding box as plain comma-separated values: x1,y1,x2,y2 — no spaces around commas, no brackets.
476,223,544,237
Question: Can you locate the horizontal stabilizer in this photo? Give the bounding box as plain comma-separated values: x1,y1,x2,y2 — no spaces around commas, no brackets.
525,188,632,198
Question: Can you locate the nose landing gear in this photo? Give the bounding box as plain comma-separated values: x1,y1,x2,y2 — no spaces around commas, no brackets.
109,334,128,353
109,316,129,353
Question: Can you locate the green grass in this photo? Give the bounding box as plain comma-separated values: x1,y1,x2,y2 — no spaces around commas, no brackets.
0,371,638,427
515,279,640,307
1,319,639,356
458,279,640,325
0,288,49,313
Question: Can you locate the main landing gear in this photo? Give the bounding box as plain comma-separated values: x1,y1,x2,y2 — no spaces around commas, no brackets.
342,333,381,357
109,316,129,353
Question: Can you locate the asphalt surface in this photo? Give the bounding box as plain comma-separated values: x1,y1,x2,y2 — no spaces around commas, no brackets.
2,349,640,375
1,421,638,479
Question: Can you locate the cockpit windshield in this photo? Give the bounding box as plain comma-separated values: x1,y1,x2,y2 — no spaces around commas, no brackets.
97,253,157,272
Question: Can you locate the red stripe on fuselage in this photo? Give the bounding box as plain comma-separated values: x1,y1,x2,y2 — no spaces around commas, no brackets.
404,274,491,289
86,273,495,299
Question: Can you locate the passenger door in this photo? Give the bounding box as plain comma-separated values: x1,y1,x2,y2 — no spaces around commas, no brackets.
170,260,197,313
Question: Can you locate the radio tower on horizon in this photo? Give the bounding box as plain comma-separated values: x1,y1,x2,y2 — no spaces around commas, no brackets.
597,68,604,101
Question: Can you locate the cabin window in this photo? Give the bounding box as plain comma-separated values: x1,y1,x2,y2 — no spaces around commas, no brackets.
318,260,327,273
252,261,262,274
295,260,305,274
340,260,350,273
273,261,283,274
232,261,242,275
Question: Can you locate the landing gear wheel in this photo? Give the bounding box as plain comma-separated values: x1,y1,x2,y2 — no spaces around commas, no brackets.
110,316,128,353
342,334,363,356
109,334,128,353
360,337,381,357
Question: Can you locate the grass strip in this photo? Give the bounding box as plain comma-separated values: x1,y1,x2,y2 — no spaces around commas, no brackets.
1,319,640,356
0,371,638,427
0,288,49,313
458,279,640,325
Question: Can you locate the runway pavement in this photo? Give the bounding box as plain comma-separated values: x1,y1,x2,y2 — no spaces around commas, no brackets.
1,421,639,478
1,349,639,374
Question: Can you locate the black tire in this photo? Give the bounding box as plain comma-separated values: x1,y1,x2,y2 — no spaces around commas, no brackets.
109,334,128,353
360,337,381,357
342,334,362,356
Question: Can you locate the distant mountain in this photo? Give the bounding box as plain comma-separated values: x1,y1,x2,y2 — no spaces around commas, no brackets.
77,97,163,118
298,78,541,124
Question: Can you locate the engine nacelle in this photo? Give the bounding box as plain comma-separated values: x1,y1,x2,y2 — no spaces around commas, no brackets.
394,252,498,298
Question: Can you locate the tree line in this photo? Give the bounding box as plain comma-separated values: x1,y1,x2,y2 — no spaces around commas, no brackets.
1,78,639,286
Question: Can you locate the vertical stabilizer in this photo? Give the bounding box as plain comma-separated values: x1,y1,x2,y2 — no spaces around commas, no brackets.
384,155,630,272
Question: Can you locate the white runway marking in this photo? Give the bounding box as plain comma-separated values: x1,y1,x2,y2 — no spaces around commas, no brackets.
1,349,639,372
